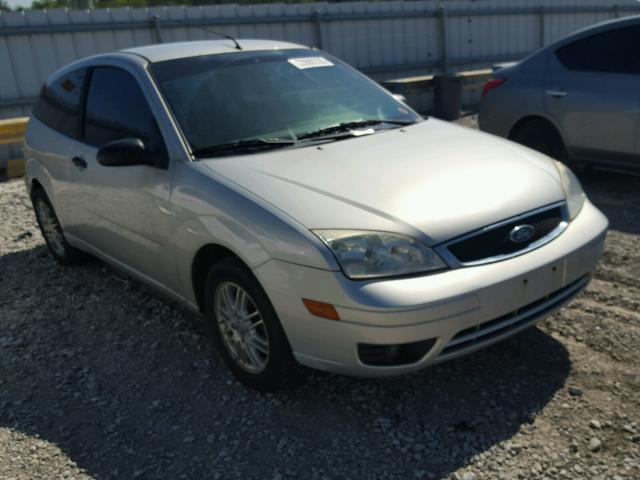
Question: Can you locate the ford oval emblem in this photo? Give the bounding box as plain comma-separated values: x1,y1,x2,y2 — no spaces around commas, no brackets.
509,224,536,244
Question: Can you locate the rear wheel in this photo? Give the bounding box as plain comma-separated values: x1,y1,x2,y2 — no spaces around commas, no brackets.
511,119,567,162
204,258,305,391
31,188,85,265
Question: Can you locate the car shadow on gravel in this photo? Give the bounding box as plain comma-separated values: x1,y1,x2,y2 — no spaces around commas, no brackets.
0,245,572,480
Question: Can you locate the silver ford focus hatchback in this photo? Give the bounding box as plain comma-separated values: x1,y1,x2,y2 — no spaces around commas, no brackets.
25,39,608,390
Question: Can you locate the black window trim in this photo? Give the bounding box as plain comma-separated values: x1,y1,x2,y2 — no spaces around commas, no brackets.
78,64,170,170
554,25,640,75
77,67,93,140
33,66,90,140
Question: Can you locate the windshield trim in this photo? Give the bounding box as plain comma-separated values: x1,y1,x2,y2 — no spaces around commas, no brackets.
148,48,423,160
146,62,195,161
193,122,428,160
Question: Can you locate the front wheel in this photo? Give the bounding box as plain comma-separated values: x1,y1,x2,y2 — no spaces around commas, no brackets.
204,258,305,391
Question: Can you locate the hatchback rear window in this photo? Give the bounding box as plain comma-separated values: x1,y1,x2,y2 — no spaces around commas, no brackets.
33,68,86,138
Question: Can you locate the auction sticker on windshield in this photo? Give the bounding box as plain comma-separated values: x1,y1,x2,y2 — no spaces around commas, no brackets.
287,57,335,69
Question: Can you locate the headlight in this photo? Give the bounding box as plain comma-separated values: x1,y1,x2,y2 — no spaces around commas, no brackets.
313,230,447,279
555,161,586,220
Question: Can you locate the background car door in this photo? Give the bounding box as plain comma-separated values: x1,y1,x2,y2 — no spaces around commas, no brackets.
67,65,177,287
544,25,640,168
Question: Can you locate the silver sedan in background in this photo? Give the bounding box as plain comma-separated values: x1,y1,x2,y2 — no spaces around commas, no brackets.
479,16,640,173
25,39,607,391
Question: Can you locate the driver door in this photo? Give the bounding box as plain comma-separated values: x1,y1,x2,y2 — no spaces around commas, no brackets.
66,65,176,286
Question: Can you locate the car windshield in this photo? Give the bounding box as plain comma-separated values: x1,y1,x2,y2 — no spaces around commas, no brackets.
150,49,421,155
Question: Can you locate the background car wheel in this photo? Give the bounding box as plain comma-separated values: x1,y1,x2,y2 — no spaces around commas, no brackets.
204,258,305,391
31,187,86,265
511,118,567,162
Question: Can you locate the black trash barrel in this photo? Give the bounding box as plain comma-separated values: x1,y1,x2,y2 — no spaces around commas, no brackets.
432,75,463,121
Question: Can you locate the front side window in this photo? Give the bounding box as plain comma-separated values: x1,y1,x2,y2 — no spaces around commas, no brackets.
150,49,421,155
556,25,640,74
83,66,166,160
33,68,86,138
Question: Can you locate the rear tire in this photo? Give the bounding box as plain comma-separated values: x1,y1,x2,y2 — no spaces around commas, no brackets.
203,258,305,391
31,187,86,265
511,119,567,162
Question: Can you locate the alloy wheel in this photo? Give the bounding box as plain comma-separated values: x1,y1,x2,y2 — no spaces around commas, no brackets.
214,281,270,374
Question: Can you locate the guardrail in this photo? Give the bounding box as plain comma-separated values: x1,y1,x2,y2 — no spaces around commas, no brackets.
0,117,28,179
381,68,494,116
1,0,634,116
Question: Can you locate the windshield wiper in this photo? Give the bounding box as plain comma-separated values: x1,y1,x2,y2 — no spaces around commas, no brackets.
192,138,296,158
298,119,417,141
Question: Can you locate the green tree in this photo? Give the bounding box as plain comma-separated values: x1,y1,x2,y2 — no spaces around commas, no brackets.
0,0,12,11
31,0,70,8
31,0,333,7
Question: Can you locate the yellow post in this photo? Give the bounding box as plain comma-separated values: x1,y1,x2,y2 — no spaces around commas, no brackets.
0,117,29,146
7,159,26,178
0,117,29,179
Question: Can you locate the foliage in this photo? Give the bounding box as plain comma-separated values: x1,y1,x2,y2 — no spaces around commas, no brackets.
29,0,338,9
29,0,332,8
31,0,69,8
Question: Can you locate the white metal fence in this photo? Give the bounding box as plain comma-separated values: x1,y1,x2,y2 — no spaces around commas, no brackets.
1,0,639,167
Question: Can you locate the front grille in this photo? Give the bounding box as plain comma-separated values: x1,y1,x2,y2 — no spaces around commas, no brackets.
446,205,565,264
438,275,589,358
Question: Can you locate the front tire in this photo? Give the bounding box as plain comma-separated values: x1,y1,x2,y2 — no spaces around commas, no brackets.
204,258,305,391
31,188,86,265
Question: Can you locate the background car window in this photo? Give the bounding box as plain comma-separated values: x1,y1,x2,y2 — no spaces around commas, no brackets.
83,67,166,159
555,25,640,74
32,68,86,138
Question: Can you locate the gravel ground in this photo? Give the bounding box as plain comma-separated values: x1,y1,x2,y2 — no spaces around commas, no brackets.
1,146,639,479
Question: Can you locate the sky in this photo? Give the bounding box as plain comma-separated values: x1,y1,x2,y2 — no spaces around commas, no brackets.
6,0,34,9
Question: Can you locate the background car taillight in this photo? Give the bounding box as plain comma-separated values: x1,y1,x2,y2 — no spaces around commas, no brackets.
482,78,507,98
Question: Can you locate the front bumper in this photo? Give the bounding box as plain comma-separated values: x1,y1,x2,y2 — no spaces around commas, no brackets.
253,200,608,376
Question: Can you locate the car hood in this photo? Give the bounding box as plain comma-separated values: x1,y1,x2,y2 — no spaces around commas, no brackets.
201,119,565,245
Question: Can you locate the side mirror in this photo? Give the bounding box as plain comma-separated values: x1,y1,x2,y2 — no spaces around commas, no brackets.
97,138,151,167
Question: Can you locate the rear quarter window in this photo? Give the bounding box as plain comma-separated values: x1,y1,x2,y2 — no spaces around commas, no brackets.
555,25,640,74
32,68,87,138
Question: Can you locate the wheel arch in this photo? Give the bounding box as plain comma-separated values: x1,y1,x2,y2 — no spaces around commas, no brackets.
24,158,56,206
30,178,45,195
191,243,249,314
508,115,564,143
29,178,56,209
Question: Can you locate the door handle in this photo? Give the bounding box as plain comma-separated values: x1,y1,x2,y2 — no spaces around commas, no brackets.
71,156,87,170
546,88,567,98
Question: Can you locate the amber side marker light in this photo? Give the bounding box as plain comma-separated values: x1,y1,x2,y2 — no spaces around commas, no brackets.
302,299,340,321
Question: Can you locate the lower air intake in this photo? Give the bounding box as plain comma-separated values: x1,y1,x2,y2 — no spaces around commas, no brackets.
358,339,436,367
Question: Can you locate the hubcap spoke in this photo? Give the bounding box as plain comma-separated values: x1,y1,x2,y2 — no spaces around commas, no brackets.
214,281,269,374
247,335,269,354
248,319,264,330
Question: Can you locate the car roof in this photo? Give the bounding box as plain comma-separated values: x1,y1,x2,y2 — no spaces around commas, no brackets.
122,39,309,63
550,14,640,48
513,14,640,68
